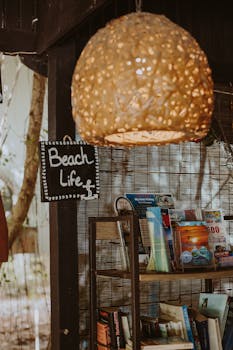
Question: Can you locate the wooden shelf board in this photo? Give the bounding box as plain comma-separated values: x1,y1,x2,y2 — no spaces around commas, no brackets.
97,268,233,281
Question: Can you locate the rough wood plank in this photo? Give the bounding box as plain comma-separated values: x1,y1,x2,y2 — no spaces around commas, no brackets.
4,0,20,29
0,29,36,52
96,221,119,240
48,39,79,350
97,268,233,282
36,0,108,54
20,0,37,31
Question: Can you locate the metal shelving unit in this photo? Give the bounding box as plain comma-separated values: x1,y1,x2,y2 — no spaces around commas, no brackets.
88,214,233,349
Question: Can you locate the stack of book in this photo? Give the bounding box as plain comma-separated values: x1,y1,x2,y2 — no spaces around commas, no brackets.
97,306,129,350
97,292,233,350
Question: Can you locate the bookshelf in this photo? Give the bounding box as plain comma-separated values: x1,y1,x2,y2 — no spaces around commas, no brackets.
97,268,233,282
88,214,233,350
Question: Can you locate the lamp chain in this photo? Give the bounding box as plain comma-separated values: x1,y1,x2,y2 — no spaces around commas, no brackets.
135,0,142,12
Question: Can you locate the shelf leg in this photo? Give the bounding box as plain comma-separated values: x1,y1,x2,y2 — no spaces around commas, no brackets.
89,218,97,350
129,214,141,350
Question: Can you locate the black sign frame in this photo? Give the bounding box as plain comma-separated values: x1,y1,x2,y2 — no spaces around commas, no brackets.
39,140,100,202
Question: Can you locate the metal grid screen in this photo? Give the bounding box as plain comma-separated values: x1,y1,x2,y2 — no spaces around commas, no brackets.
78,141,233,342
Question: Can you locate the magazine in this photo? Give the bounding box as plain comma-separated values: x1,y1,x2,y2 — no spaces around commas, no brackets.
202,209,231,266
168,208,202,223
125,193,157,218
146,207,171,272
125,193,175,270
125,193,175,218
176,222,213,269
114,195,148,270
198,292,229,337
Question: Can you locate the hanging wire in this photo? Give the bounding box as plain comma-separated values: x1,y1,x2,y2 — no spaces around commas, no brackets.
135,0,142,12
214,89,233,96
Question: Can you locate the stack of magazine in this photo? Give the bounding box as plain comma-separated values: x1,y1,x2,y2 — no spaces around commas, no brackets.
114,193,232,272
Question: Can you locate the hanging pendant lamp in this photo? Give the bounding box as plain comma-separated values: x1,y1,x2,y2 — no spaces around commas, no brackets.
71,12,213,147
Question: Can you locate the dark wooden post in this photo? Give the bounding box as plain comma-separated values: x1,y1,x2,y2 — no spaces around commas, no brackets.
48,39,79,350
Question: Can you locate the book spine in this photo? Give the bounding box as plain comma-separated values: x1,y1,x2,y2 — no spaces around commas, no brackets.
99,310,118,350
189,317,202,350
97,321,111,347
121,313,131,345
182,305,196,348
195,319,210,350
146,207,171,272
220,297,230,337
118,311,126,348
113,310,121,349
223,319,233,350
97,344,111,350
188,311,202,350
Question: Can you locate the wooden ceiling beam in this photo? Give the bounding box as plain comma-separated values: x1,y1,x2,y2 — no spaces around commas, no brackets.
36,0,110,55
0,29,37,54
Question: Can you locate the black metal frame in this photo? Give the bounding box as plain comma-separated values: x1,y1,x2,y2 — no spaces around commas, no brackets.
89,214,141,350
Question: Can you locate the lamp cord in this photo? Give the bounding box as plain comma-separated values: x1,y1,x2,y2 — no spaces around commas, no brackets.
135,0,142,12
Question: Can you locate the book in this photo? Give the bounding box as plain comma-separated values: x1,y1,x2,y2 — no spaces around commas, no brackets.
98,308,118,349
127,337,194,349
125,193,174,216
121,312,131,345
194,312,209,350
97,344,111,350
98,307,125,349
140,315,160,338
168,208,202,223
202,209,232,266
198,293,229,337
161,208,175,270
97,321,111,347
125,193,158,218
176,223,213,269
222,313,233,350
118,310,126,349
159,302,195,346
125,193,175,271
158,319,184,339
146,207,171,272
114,195,149,270
207,317,222,350
187,308,202,350
154,193,175,209
222,297,233,349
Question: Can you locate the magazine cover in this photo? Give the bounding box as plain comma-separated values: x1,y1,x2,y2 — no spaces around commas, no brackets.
203,209,227,249
114,195,149,270
125,193,175,218
198,292,229,337
168,209,201,223
125,193,175,271
161,208,175,268
202,209,231,266
125,193,157,218
146,207,171,272
176,223,213,269
154,193,175,209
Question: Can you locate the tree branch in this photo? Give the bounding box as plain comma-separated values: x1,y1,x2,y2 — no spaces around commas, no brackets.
8,72,46,249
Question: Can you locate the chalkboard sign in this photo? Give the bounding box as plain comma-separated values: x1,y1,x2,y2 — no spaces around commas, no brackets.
39,140,100,202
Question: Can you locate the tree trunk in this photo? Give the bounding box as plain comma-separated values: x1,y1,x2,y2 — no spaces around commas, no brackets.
7,72,46,249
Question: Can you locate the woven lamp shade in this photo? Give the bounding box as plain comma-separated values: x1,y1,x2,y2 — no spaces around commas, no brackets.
71,12,214,147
